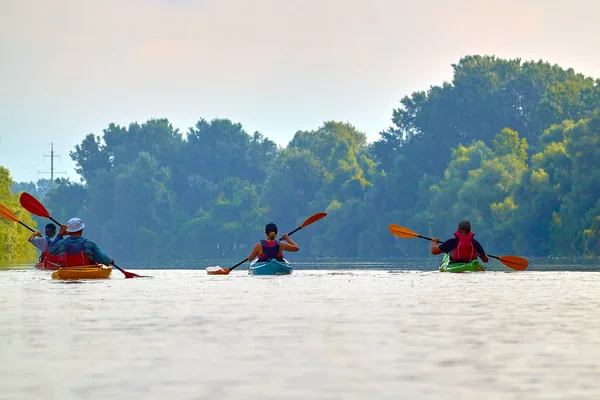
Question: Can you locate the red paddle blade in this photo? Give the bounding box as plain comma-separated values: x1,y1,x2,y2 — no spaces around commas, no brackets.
122,270,141,278
301,212,327,228
498,255,529,271
110,262,146,278
20,192,51,219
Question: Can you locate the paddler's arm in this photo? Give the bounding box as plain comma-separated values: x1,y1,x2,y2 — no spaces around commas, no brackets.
85,241,113,265
430,237,444,255
247,243,261,261
474,240,489,262
28,229,41,242
279,234,299,252
48,225,68,255
28,230,46,250
94,247,113,265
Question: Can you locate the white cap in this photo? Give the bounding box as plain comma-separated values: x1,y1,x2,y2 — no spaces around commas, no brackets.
66,217,85,233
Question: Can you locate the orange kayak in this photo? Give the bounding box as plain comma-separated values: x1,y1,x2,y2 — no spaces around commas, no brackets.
51,264,112,280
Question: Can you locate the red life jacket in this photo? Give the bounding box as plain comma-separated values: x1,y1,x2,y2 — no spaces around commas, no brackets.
42,237,63,265
62,251,94,267
258,240,284,261
61,239,94,267
451,231,477,262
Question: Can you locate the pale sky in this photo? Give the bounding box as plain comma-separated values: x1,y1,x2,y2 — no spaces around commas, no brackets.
1,0,599,183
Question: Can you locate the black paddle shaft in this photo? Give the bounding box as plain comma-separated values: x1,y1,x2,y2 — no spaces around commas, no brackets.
417,233,442,243
281,226,302,238
228,258,249,272
18,221,36,233
49,217,62,226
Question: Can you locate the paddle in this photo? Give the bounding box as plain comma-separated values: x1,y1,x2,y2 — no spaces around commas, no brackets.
109,262,147,279
19,192,147,278
19,193,62,226
0,204,37,233
206,212,328,275
388,223,529,271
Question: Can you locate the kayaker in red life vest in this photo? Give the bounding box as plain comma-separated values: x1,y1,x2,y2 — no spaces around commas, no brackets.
247,222,299,262
49,217,114,267
28,223,62,265
430,220,489,263
28,223,57,253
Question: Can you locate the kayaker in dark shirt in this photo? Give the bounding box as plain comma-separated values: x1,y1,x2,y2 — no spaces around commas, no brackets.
247,222,299,262
430,220,489,263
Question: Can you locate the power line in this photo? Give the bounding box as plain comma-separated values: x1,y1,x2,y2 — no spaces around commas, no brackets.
37,143,67,187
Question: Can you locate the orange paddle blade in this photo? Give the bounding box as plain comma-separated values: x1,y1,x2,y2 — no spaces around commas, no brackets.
301,212,327,228
388,224,419,239
498,255,529,271
206,267,230,275
0,204,19,223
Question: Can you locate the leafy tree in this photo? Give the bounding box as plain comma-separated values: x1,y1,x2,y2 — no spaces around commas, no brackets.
32,55,600,261
0,166,38,263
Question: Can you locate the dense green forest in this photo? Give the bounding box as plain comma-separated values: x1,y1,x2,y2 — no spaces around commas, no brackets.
0,166,38,264
3,55,600,263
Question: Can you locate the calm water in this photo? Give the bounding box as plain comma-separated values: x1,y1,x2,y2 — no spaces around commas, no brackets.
2,260,600,399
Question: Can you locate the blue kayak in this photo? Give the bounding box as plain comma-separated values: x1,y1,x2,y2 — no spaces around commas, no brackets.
248,258,293,275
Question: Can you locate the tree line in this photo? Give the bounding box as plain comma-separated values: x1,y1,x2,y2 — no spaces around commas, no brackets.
0,166,38,264
3,55,600,264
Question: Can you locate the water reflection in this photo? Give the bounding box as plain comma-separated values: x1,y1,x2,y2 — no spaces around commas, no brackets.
120,256,600,272
2,256,600,271
0,263,32,271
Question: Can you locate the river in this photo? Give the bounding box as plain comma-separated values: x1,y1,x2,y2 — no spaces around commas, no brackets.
1,259,599,399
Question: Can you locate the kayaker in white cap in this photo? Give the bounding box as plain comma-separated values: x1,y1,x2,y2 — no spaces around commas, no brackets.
48,217,113,267
247,222,299,262
430,220,489,263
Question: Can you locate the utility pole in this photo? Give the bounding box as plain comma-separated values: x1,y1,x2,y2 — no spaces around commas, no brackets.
38,143,66,187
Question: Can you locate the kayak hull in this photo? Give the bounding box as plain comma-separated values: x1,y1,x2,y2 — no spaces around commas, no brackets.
34,259,61,271
439,253,485,273
249,259,293,275
51,264,112,280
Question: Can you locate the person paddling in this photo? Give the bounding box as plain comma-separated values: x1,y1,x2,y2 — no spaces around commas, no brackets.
430,220,489,263
28,223,62,266
28,223,57,253
247,222,299,262
49,217,113,266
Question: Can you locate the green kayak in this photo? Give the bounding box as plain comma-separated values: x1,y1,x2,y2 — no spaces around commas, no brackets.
439,253,485,273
